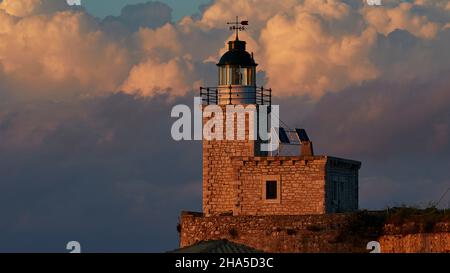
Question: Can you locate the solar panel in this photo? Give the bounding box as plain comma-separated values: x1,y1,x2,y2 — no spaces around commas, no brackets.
295,128,310,142
278,128,290,144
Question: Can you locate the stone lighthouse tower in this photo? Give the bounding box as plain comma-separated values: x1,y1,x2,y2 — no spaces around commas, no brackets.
200,18,273,216
197,18,361,217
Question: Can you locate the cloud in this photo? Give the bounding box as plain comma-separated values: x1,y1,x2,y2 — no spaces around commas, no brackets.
0,1,191,100
200,0,296,30
120,56,195,97
362,2,441,39
200,0,449,98
1,0,449,100
0,1,214,100
0,0,41,17
0,93,202,252
0,0,450,252
259,8,378,98
117,24,200,96
103,1,172,31
0,10,131,99
0,0,73,17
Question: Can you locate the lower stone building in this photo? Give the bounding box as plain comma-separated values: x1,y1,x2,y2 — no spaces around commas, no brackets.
229,155,360,215
201,109,361,217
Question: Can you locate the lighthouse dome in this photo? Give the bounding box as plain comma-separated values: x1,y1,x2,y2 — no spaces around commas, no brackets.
217,40,257,67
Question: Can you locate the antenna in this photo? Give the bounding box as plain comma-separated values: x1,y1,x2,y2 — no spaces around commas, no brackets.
227,16,248,40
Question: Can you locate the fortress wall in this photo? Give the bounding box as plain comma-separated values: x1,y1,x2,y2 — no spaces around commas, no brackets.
179,211,450,253
179,212,365,252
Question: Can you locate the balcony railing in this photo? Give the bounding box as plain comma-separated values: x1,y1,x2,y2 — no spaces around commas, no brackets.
200,85,272,105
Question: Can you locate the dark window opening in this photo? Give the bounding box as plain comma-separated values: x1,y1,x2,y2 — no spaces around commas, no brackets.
266,180,277,200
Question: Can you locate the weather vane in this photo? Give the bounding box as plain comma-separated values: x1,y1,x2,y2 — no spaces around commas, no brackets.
227,16,248,40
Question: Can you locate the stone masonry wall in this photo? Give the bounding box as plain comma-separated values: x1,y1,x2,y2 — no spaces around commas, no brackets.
379,233,450,253
232,156,328,215
202,105,258,215
179,211,366,252
203,139,254,215
179,212,450,253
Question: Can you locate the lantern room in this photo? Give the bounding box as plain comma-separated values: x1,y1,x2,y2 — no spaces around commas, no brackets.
217,39,257,87
200,18,271,106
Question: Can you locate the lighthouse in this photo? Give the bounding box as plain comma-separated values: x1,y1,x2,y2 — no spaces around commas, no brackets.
178,18,362,251
198,18,361,217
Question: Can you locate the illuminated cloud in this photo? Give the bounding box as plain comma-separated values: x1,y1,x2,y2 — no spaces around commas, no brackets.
259,9,378,98
0,8,133,100
362,2,441,39
120,56,194,97
200,0,449,98
0,0,70,17
1,0,449,99
0,0,43,17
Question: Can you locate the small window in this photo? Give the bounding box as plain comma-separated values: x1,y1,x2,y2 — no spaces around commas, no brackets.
261,175,280,203
266,180,277,200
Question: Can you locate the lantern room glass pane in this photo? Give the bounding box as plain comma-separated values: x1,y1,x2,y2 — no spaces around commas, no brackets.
219,65,255,86
219,66,228,85
249,67,255,86
220,66,227,85
231,67,240,85
242,68,248,85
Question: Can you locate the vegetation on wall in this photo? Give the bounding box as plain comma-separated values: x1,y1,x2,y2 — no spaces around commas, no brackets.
336,206,450,244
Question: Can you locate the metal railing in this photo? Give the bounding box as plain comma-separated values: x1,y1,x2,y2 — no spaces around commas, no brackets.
199,87,218,105
200,86,272,105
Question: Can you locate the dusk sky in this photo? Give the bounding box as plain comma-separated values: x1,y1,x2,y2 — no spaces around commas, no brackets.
0,0,449,252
